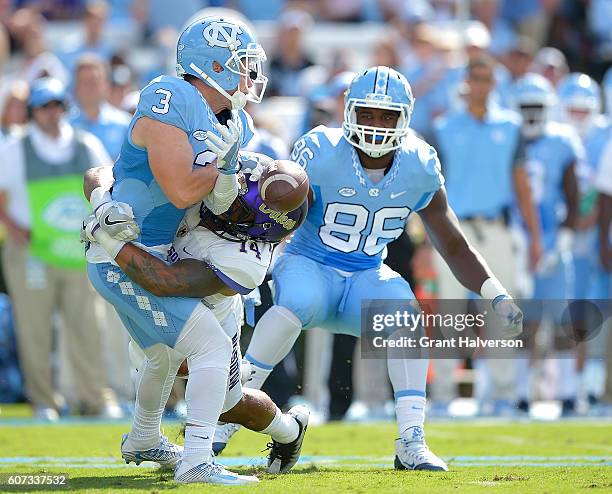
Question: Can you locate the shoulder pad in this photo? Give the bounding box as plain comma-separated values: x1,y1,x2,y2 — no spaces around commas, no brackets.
136,76,198,131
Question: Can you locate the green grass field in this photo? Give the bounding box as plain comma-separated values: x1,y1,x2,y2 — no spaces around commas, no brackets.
0,405,610,493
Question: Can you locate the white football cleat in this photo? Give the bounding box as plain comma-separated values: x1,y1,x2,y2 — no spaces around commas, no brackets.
212,422,241,455
175,459,259,485
121,433,183,468
394,426,448,471
267,404,310,474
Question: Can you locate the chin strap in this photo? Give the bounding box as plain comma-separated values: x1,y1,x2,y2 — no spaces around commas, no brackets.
189,62,247,110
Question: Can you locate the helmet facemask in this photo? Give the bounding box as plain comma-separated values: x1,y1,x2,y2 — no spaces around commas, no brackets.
226,43,268,104
343,94,412,158
562,97,599,137
519,103,548,139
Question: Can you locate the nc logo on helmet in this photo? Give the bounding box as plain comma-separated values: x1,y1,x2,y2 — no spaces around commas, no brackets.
203,22,243,49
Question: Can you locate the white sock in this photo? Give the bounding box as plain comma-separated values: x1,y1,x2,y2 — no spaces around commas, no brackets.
129,345,182,448
130,404,162,448
261,407,299,444
175,304,233,464
246,364,273,390
183,424,214,464
582,358,606,398
555,351,577,400
244,305,302,390
386,355,427,437
515,350,531,402
396,396,426,437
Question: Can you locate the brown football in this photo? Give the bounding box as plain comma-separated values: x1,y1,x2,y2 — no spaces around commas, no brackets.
258,159,309,212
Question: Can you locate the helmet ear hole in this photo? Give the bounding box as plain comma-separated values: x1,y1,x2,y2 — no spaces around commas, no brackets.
212,61,224,73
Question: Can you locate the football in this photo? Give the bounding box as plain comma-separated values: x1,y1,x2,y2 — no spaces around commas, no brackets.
258,159,310,212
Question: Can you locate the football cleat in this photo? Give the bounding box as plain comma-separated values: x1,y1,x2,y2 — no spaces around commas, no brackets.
121,433,183,468
267,405,310,474
212,422,241,455
174,459,259,485
394,426,448,471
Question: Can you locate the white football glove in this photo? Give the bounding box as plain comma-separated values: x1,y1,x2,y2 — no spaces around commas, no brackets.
94,201,140,242
81,212,127,259
80,213,99,243
248,159,268,182
492,295,524,339
206,120,241,175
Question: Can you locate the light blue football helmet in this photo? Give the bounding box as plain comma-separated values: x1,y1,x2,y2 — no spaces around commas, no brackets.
513,73,557,138
176,15,267,110
343,66,414,158
558,73,602,136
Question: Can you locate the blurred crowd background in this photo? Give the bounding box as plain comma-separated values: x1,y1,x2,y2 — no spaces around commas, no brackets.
0,0,610,423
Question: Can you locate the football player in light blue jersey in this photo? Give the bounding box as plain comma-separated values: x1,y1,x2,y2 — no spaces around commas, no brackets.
558,73,611,410
512,73,583,416
558,74,611,300
84,15,268,485
224,66,523,471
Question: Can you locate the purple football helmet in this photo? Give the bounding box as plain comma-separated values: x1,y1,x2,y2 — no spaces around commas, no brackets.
200,164,308,243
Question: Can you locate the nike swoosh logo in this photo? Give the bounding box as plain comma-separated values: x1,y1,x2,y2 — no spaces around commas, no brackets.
182,246,193,257
193,435,210,440
104,216,126,226
411,406,423,410
390,191,407,199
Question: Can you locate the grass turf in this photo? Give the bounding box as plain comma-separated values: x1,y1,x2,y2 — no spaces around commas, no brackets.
0,411,610,493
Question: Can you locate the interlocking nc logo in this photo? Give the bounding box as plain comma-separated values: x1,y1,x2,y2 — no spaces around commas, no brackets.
203,22,243,49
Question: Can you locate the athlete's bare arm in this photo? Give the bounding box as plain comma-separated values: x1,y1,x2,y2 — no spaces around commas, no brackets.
117,244,235,298
84,167,236,298
132,117,219,209
562,162,579,230
418,186,493,293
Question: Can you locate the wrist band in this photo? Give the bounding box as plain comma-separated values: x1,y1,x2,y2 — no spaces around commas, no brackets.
480,277,509,300
95,229,126,259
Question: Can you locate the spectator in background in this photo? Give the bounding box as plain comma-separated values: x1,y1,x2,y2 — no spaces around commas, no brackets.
58,0,114,74
317,0,363,22
145,0,209,33
267,9,315,97
0,21,8,70
233,0,285,21
587,0,612,79
371,34,401,69
502,35,536,82
471,0,517,58
8,8,69,84
499,0,555,48
432,56,541,415
439,22,513,112
108,63,134,109
69,54,130,159
0,78,117,421
532,47,568,88
400,23,448,140
1,79,28,137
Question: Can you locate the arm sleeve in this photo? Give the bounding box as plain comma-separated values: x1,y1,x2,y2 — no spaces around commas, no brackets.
201,173,239,215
